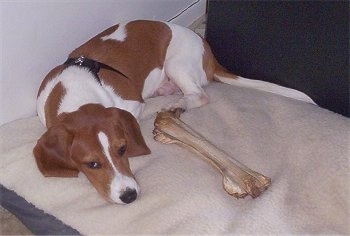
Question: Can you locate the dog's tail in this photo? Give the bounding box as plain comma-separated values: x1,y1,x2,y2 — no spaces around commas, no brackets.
213,62,316,105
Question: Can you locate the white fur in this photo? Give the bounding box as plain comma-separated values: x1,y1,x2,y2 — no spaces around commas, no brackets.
215,75,316,104
37,66,144,125
58,67,113,114
98,131,140,204
101,22,127,42
101,84,144,120
37,77,59,125
142,67,165,99
164,22,208,88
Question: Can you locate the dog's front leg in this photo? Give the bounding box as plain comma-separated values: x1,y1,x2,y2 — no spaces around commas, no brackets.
153,109,271,198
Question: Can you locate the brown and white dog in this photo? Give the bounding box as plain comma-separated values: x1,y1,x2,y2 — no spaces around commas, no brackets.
33,20,314,204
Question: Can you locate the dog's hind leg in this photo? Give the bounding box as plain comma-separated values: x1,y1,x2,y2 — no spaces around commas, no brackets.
163,60,210,111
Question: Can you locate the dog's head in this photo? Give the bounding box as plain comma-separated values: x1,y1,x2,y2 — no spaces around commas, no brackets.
33,104,150,204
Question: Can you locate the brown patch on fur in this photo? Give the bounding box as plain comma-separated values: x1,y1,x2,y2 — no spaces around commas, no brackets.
45,82,66,128
68,20,172,101
201,39,239,82
213,62,239,81
37,65,65,97
202,40,217,82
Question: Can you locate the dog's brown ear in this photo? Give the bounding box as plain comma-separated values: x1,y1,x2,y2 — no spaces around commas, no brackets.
33,125,79,177
110,108,151,157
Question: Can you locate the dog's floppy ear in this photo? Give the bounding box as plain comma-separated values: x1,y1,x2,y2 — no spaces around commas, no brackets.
110,108,151,157
33,124,78,177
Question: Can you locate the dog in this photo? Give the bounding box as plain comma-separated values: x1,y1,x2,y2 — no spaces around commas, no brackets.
33,20,314,204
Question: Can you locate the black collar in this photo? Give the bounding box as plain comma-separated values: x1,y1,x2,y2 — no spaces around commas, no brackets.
63,56,129,85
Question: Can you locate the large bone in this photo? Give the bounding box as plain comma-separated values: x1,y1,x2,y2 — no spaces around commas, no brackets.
153,109,271,198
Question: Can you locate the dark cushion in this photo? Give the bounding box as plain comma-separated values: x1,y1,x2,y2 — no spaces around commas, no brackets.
206,0,349,117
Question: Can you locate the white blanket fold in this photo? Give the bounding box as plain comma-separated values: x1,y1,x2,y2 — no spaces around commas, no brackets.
1,83,349,234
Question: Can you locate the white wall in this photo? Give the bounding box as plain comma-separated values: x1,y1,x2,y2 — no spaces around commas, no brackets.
0,0,206,125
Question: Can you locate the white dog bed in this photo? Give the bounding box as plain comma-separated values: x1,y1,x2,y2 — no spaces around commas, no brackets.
1,82,348,234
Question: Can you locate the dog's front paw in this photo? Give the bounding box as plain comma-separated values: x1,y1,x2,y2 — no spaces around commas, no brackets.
164,100,187,113
163,92,209,113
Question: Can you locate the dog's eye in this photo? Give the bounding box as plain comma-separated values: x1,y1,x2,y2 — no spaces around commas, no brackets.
118,145,127,156
86,162,102,169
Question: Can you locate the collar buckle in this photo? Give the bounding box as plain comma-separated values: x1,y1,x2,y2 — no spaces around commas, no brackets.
74,56,85,66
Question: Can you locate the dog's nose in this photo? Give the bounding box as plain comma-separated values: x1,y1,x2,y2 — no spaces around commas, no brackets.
119,188,137,204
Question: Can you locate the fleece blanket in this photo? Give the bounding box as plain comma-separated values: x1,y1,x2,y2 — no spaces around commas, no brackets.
0,82,349,234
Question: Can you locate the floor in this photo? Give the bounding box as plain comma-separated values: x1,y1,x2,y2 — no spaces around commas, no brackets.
0,207,32,235
0,16,206,235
